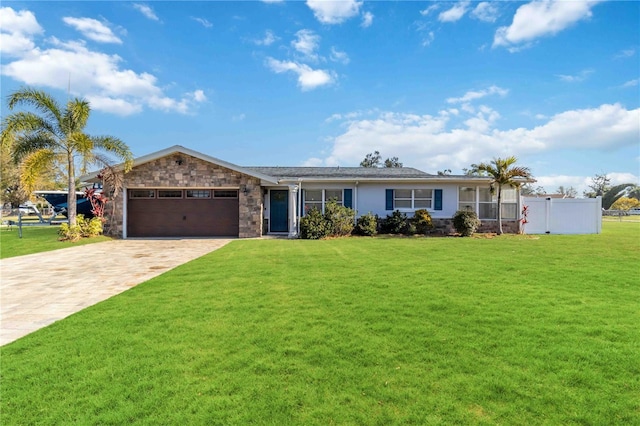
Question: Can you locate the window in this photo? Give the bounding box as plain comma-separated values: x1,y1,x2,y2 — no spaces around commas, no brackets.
158,190,183,198
458,187,518,220
304,190,324,213
214,190,238,198
392,189,433,209
303,189,345,214
129,189,155,199
186,190,211,199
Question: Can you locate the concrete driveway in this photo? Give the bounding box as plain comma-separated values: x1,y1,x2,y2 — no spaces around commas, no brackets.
0,238,232,346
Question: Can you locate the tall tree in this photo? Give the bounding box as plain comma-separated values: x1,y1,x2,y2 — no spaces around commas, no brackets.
583,173,611,198
470,156,532,235
383,157,403,168
360,151,381,167
1,87,133,225
520,183,546,196
360,151,403,168
556,186,577,198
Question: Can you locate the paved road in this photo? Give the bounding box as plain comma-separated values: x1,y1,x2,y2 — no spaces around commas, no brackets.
0,239,232,346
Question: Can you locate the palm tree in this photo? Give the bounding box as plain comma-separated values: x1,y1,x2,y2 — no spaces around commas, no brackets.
471,156,532,235
1,87,133,225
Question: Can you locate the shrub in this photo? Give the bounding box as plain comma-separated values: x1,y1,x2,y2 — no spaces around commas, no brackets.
452,210,481,237
354,213,377,236
299,202,355,239
58,215,104,241
324,200,355,237
412,209,433,235
58,223,82,242
300,208,330,240
380,210,409,234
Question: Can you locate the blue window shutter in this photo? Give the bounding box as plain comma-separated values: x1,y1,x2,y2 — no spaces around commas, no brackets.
299,189,305,216
434,189,443,210
344,189,353,209
385,189,394,210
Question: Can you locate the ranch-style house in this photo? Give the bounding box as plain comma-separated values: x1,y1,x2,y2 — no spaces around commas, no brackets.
83,145,525,238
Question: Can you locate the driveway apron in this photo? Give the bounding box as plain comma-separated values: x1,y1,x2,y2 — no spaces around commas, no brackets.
0,238,232,346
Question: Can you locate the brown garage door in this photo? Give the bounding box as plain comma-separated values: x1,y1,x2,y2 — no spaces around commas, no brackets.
127,189,239,237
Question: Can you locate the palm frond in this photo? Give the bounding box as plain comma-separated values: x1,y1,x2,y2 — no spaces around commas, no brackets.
2,112,58,144
65,99,91,133
92,136,134,172
7,87,63,128
12,133,58,163
19,149,57,192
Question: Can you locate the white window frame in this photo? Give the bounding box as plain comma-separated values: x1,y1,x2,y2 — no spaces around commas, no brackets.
458,186,518,220
303,189,344,214
393,189,433,210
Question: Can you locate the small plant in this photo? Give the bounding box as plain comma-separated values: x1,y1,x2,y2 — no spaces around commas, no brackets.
59,214,104,241
354,213,377,236
380,210,409,234
452,210,480,237
412,209,433,235
300,208,329,240
58,223,82,242
324,200,355,237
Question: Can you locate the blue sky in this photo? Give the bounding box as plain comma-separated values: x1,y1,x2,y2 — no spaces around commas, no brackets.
1,0,638,194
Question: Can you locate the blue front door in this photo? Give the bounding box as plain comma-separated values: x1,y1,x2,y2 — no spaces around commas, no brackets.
270,190,288,232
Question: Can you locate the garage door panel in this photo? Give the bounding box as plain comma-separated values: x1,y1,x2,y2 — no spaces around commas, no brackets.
128,194,238,237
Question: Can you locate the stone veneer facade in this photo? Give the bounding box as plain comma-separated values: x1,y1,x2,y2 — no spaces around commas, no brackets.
432,218,520,235
105,153,263,238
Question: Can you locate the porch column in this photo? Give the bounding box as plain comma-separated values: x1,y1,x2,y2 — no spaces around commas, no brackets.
288,184,299,238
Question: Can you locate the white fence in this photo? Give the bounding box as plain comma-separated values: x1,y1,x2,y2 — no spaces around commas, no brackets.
522,197,602,234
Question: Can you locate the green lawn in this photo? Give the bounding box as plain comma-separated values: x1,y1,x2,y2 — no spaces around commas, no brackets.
0,226,110,259
1,222,639,424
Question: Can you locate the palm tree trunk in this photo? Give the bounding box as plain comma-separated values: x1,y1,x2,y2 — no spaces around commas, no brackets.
67,150,76,226
497,185,503,235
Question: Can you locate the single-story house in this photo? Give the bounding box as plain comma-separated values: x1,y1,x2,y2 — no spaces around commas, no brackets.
83,145,526,238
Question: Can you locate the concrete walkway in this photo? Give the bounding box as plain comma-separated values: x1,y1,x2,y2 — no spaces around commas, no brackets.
0,238,232,346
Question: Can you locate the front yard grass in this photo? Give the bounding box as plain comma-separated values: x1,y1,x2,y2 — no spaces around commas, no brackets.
1,222,639,424
0,226,110,259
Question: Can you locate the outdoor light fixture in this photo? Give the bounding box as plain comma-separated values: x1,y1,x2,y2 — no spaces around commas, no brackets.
242,186,249,195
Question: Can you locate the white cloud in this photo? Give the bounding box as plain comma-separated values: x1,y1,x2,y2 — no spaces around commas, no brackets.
84,95,142,116
191,90,207,102
62,17,122,44
361,11,374,28
133,4,160,22
471,2,500,23
330,47,349,64
622,79,639,88
232,113,246,122
494,0,603,50
310,103,639,173
446,85,509,104
422,31,435,47
438,1,470,23
614,48,635,59
191,17,212,28
0,7,43,56
557,69,594,82
292,29,320,61
253,30,278,46
306,0,362,25
420,5,439,16
1,9,204,116
535,172,639,196
265,58,335,91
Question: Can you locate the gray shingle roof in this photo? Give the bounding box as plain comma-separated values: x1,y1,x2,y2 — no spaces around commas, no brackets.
245,166,434,180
